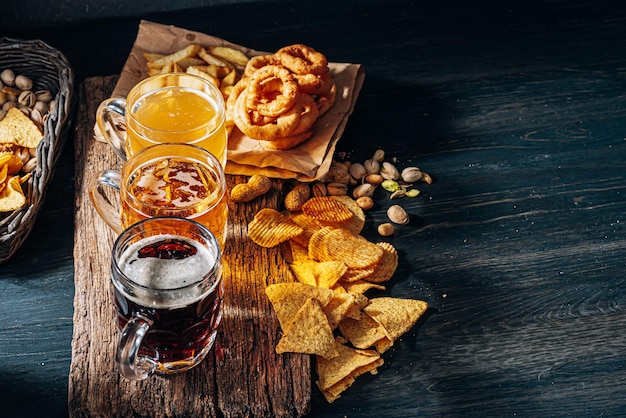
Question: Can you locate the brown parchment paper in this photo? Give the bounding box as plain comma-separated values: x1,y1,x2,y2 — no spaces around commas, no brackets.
96,20,365,181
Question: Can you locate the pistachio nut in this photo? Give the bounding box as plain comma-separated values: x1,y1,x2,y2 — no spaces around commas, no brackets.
401,167,422,183
363,159,380,174
380,161,399,180
23,157,37,173
349,162,367,181
421,172,433,184
311,182,327,197
372,149,385,162
18,90,35,108
406,189,421,198
326,182,348,196
387,204,410,225
352,183,375,199
326,166,351,184
390,189,406,199
35,90,53,103
381,179,400,192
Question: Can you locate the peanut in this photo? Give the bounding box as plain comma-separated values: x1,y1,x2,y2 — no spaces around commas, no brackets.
230,174,272,203
284,182,311,212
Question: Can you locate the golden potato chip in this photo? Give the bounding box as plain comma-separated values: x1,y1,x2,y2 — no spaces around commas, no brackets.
276,297,338,359
302,196,354,223
0,175,26,212
311,227,384,269
265,282,334,329
363,297,428,342
0,108,43,148
341,266,376,282
337,313,387,350
316,339,383,403
365,242,399,283
285,211,322,247
307,226,335,262
0,164,8,193
247,208,303,248
0,151,23,174
318,195,366,235
209,46,250,67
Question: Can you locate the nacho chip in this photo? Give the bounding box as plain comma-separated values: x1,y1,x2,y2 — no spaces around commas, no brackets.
322,291,359,329
265,282,334,329
363,297,428,342
286,240,311,263
341,280,386,295
289,260,318,287
316,339,383,403
302,196,354,223
0,151,24,174
276,297,338,359
247,208,303,248
337,313,387,350
0,107,43,148
0,175,26,212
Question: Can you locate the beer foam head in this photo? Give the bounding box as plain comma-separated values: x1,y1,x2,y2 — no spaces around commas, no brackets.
117,234,220,308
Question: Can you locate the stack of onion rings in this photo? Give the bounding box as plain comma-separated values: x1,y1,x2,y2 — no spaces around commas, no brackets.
227,43,336,150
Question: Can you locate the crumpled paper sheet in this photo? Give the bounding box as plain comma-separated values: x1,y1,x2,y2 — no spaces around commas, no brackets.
95,20,365,181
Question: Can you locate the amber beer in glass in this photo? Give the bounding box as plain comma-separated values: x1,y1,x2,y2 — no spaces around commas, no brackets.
96,73,228,167
111,217,223,380
89,143,228,248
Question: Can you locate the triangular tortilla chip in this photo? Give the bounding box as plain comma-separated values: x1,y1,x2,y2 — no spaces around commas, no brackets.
265,282,334,329
316,339,383,402
0,175,26,212
337,312,387,350
276,297,338,359
363,297,428,342
0,107,43,148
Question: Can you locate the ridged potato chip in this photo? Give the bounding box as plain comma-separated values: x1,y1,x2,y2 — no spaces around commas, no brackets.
301,196,354,223
247,208,303,248
311,227,384,269
365,242,399,283
318,195,365,235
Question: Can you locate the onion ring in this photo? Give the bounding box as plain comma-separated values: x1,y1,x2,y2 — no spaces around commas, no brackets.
276,44,329,75
244,54,276,78
258,130,313,150
226,77,250,119
245,65,299,117
295,73,334,95
233,90,302,140
315,82,337,116
289,93,319,136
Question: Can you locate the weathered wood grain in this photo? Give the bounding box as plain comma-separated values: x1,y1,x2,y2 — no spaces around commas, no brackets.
68,75,310,418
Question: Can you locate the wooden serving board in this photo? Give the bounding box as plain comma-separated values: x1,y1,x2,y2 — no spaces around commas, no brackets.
68,75,310,418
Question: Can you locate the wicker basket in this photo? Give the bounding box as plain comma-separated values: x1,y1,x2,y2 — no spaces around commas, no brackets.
0,38,74,263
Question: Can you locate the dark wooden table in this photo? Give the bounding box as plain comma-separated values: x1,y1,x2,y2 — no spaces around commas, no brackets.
3,0,626,416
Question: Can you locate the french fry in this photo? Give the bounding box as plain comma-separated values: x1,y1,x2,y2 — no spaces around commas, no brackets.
151,44,202,66
209,46,250,66
198,47,232,68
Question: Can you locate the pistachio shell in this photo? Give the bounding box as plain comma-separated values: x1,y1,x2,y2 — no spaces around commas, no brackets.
349,162,367,181
352,183,375,199
1,69,15,86
401,167,423,183
380,162,399,180
387,204,410,225
363,159,380,174
372,149,385,162
15,74,33,91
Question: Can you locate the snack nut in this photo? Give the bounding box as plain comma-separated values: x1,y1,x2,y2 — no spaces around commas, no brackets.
230,174,272,203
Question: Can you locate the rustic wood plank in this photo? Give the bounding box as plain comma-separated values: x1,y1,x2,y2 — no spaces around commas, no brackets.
69,75,310,418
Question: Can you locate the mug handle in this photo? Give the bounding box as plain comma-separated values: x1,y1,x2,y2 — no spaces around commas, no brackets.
88,170,123,234
96,97,129,161
115,314,158,380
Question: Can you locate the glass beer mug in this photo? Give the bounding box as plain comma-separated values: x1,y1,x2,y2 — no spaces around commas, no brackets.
110,217,224,380
96,72,228,167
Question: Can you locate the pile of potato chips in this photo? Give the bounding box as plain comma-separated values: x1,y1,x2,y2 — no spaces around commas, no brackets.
0,107,43,212
247,195,428,402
